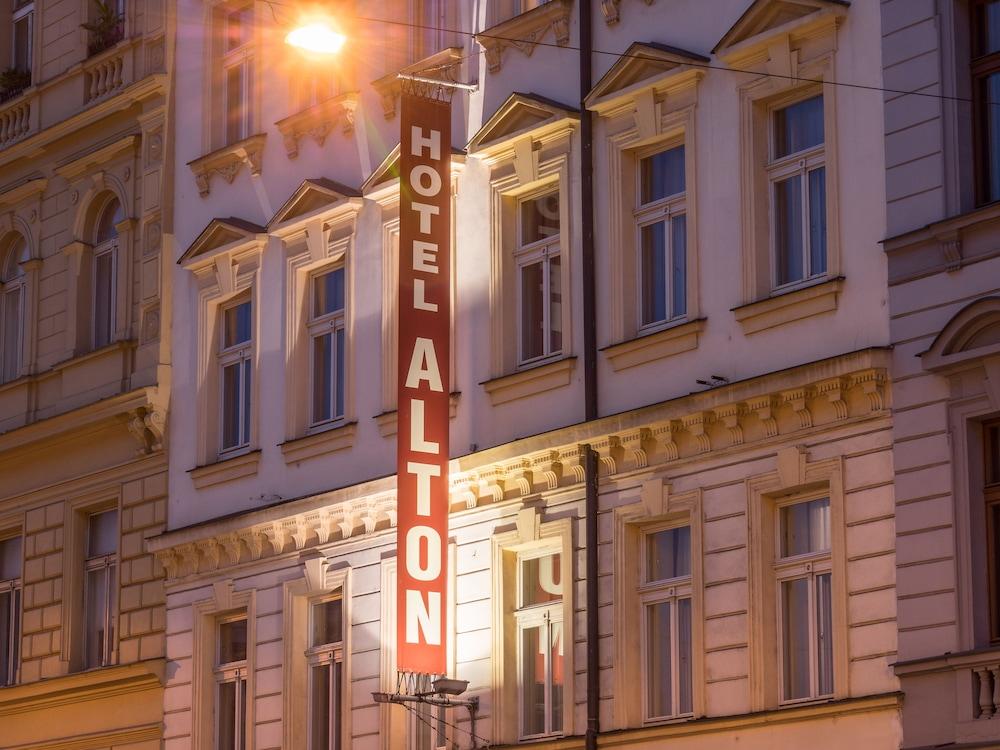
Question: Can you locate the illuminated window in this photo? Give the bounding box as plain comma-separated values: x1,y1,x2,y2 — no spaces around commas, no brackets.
0,534,21,686
768,95,826,289
775,497,832,701
641,525,693,720
309,268,346,426
84,509,118,669
219,298,252,453
221,4,254,145
215,615,248,749
516,548,563,738
515,190,561,366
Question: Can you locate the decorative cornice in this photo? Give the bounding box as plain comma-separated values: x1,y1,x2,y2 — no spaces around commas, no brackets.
371,47,464,120
187,133,266,197
55,135,139,182
600,0,656,25
150,355,890,582
475,0,573,74
274,92,359,159
0,177,47,208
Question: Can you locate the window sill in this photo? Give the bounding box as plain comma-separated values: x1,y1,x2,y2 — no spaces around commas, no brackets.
732,277,844,335
480,357,576,406
187,133,266,197
601,318,705,372
189,449,261,489
375,393,460,438
274,91,359,158
279,421,357,464
475,0,572,73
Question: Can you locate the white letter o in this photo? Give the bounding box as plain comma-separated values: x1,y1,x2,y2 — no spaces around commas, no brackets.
410,165,441,197
406,526,442,581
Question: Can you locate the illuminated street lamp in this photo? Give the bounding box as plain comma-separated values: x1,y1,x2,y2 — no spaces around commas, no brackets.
285,20,346,55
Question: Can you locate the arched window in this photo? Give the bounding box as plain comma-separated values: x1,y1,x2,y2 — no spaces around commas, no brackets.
0,236,27,383
92,197,122,349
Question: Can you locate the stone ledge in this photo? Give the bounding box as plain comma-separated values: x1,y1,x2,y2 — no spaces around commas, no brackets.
602,318,705,372
732,277,844,335
476,0,573,73
375,393,460,438
481,357,577,406
187,133,266,197
189,449,261,489
274,92,359,158
279,421,357,464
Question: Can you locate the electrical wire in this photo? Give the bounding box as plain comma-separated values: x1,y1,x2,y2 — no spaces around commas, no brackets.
261,0,996,108
401,699,492,749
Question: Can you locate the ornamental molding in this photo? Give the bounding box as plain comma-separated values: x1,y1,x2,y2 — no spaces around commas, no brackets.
274,92,359,159
187,133,266,197
475,0,573,74
371,47,464,120
600,0,656,25
150,356,890,581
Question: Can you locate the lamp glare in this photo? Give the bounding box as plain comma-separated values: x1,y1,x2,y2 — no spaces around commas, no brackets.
285,23,346,54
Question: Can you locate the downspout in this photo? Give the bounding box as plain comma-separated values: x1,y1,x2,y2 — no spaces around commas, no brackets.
579,0,600,748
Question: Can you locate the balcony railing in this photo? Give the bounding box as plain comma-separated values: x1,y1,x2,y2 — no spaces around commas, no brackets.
84,45,130,104
0,92,33,148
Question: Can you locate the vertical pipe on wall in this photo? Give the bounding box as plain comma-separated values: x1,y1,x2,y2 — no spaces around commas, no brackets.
580,0,597,424
585,445,600,749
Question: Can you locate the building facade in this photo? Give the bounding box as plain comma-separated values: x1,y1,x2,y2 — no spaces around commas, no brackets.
883,1,1000,749
0,0,173,746
151,1,907,749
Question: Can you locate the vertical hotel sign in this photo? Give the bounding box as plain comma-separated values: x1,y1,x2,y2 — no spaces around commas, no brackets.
396,90,450,676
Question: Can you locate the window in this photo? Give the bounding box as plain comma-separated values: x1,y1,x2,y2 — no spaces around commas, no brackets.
93,198,122,350
492,0,550,24
516,190,562,366
0,237,26,384
974,0,1000,204
636,144,687,329
219,299,252,453
309,268,346,427
985,420,1000,642
516,548,563,738
11,0,32,78
223,4,254,145
410,702,446,750
84,509,118,669
775,497,832,702
216,616,248,750
85,0,124,56
768,95,826,289
641,525,693,720
0,535,21,687
308,598,343,750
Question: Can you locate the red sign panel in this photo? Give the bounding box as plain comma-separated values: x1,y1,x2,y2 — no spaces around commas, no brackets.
396,92,451,676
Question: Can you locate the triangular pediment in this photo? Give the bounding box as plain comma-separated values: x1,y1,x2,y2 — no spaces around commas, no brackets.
269,178,362,228
713,0,849,54
468,92,579,154
179,217,266,265
586,42,708,108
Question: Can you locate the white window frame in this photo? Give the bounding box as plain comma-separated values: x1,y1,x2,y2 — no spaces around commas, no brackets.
767,95,827,292
215,613,249,750
408,701,447,750
0,534,21,687
83,510,118,670
11,0,33,74
773,495,833,704
639,522,693,722
0,243,25,384
307,595,344,750
307,266,346,429
634,141,687,333
222,4,254,145
514,188,562,368
218,297,253,455
514,547,564,740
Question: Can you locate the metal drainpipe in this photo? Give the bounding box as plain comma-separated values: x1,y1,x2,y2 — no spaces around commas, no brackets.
584,445,600,750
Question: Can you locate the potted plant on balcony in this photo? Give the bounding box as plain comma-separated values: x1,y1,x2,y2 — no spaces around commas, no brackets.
82,0,125,57
0,68,31,103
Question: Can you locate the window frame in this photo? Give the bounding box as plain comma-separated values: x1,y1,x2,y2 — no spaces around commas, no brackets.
221,3,254,146
11,0,33,75
214,613,249,750
514,187,562,368
638,521,694,722
0,239,26,384
766,94,827,292
306,594,344,750
772,494,834,705
91,238,118,350
973,0,1000,205
984,419,1000,643
307,265,347,429
0,532,22,687
83,508,119,670
633,140,688,333
218,296,253,455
